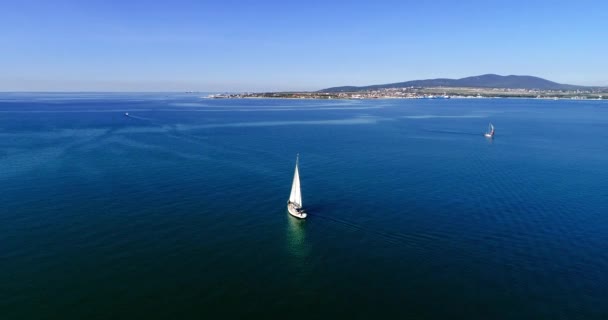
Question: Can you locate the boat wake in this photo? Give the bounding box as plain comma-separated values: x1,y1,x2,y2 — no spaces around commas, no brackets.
124,114,156,122
423,129,483,136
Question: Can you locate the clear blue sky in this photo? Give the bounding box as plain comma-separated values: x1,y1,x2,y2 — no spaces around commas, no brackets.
1,0,607,91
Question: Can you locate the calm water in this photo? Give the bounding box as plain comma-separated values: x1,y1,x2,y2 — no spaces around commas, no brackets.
1,93,607,319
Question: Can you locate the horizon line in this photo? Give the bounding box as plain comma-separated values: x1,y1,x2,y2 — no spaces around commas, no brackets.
1,73,607,93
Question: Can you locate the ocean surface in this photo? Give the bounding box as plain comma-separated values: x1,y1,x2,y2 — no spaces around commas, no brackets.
1,93,607,319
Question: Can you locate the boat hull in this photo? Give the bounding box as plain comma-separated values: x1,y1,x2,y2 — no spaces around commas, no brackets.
287,204,307,219
484,133,494,138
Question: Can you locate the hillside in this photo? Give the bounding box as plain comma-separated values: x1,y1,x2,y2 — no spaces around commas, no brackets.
319,74,586,92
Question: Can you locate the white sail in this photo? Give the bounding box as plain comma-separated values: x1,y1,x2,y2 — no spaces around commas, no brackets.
485,123,495,137
289,157,302,207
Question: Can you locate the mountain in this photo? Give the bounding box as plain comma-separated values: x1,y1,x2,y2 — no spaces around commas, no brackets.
319,74,586,92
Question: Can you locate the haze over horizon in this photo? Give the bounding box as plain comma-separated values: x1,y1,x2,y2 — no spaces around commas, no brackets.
2,0,607,92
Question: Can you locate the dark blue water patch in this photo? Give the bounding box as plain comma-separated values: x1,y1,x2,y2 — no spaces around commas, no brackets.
1,94,608,319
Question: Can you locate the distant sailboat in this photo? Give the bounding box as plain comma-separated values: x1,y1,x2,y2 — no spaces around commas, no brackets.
484,123,495,138
287,154,307,219
124,112,129,116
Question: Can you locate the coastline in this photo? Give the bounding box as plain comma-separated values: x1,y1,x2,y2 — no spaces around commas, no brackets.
205,86,606,101
204,95,607,101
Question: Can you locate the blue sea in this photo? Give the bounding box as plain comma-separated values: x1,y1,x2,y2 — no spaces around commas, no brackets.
1,93,607,319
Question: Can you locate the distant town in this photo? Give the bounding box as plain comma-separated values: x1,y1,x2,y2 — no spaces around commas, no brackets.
206,86,607,100
204,74,607,100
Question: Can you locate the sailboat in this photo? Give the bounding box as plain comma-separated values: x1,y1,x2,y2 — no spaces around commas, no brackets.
484,123,495,138
287,154,307,219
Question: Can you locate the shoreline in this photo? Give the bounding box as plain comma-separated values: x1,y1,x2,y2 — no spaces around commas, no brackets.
205,87,606,101
204,95,607,101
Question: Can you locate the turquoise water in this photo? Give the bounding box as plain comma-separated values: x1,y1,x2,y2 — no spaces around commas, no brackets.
1,93,607,319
